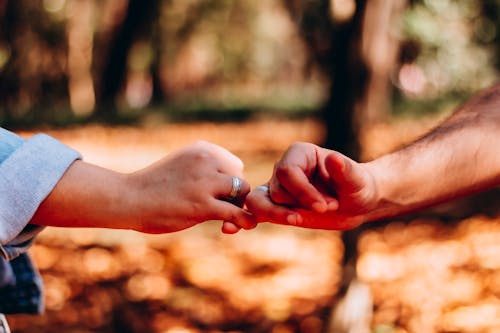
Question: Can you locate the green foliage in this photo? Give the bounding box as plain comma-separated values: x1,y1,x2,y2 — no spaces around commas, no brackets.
2,0,500,125
397,0,499,111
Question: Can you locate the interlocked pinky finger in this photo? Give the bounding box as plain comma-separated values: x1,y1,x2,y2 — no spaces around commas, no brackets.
245,189,302,226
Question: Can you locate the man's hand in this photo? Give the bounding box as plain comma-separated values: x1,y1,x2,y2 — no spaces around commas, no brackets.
246,142,377,230
247,83,500,230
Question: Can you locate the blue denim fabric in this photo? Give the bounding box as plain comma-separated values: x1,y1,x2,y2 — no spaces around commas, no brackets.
0,128,23,163
0,253,44,314
0,127,80,314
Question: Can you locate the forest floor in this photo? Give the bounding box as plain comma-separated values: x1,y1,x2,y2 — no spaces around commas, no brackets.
6,116,500,333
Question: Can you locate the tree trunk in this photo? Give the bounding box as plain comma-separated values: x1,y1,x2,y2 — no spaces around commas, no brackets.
281,0,363,157
357,0,407,127
327,3,407,333
95,0,160,118
322,0,367,159
0,0,22,120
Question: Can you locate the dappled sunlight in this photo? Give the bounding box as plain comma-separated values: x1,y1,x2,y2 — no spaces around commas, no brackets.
358,216,500,333
7,120,500,332
170,229,343,314
13,223,343,332
2,0,500,331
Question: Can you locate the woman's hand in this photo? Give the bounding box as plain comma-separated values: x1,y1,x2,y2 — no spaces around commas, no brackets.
32,141,256,234
125,141,256,233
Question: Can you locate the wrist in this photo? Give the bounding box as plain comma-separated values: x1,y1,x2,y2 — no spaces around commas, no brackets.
119,172,150,232
31,161,139,231
70,164,139,231
359,159,400,222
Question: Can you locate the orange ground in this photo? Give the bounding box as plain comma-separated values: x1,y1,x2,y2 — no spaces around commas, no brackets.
6,117,500,333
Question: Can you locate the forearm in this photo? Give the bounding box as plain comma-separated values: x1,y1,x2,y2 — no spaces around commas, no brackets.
29,141,256,234
364,86,500,221
29,160,137,231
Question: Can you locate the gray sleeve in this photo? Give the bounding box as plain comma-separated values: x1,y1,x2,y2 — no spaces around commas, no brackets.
0,134,81,247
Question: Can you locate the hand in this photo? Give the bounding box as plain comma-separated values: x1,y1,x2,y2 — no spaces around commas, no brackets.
245,142,378,230
126,141,256,234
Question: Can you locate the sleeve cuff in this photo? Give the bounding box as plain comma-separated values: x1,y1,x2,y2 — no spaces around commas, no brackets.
0,134,81,245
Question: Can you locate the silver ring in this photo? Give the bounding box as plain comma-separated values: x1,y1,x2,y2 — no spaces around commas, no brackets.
227,176,242,200
254,185,270,193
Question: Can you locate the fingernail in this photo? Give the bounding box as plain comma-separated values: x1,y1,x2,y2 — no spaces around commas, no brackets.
311,201,327,213
286,214,296,225
327,201,339,211
287,213,302,226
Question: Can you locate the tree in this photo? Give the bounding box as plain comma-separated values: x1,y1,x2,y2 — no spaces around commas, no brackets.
284,0,407,158
283,2,408,332
94,0,161,119
283,0,365,159
0,0,68,123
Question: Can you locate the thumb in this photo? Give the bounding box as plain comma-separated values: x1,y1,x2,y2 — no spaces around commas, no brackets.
324,151,365,193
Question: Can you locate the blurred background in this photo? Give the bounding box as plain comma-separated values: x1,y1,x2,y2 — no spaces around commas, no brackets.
2,0,500,332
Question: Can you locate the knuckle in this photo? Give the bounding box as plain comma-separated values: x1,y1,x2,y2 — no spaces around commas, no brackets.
274,164,293,182
290,141,311,150
192,140,210,147
192,150,215,164
290,141,305,148
188,201,204,217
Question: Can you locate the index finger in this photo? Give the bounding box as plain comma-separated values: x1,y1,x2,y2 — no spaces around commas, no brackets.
274,164,327,213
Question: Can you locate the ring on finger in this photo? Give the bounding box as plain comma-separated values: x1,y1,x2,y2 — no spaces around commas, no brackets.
227,176,242,201
254,184,270,194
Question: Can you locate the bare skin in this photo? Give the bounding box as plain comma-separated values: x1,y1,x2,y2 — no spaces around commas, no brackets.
246,83,500,229
31,141,256,234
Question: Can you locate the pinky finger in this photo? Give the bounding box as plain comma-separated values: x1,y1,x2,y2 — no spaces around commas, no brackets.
245,192,303,226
